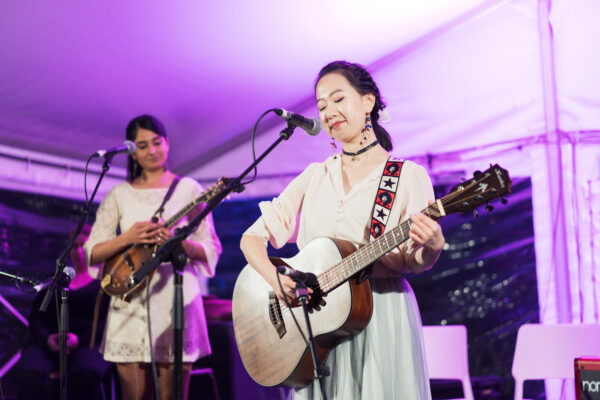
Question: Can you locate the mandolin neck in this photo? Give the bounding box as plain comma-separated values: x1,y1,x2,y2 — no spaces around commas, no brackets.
163,199,200,229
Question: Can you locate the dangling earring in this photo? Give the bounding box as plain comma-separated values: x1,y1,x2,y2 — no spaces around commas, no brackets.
360,115,372,145
330,138,337,151
132,161,139,178
365,115,372,131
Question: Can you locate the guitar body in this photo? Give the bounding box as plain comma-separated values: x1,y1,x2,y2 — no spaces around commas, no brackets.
232,237,373,387
98,179,225,300
101,244,156,300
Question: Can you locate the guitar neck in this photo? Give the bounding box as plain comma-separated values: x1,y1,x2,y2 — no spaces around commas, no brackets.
317,202,444,293
315,163,511,293
162,180,224,229
163,199,199,229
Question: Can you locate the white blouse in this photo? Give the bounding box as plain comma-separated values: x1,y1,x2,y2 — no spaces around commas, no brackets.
84,177,222,363
245,155,435,276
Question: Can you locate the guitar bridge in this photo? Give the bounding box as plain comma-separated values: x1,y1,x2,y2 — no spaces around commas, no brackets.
268,291,286,338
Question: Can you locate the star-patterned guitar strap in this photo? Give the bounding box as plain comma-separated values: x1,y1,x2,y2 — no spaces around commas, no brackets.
369,157,404,242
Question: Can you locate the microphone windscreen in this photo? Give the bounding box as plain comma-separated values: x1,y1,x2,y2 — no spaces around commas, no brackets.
63,266,76,280
124,140,136,154
307,118,322,136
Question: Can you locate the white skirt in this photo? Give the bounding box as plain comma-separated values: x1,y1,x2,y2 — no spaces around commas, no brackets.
293,277,432,400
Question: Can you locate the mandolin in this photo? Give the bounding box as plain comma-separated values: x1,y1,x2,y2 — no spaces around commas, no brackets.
232,164,511,387
100,179,224,300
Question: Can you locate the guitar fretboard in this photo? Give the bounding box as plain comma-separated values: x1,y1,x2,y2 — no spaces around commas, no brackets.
164,200,200,229
317,203,442,293
161,181,223,229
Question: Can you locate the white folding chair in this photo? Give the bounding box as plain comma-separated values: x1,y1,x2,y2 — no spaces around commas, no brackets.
512,323,600,400
423,325,475,400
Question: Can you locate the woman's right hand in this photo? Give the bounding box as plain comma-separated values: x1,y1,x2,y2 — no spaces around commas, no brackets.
122,221,163,246
270,272,313,306
240,235,313,306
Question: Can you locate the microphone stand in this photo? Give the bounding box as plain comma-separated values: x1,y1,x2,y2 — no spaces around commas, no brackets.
0,269,39,290
295,282,329,400
57,281,71,400
130,120,300,400
39,153,114,400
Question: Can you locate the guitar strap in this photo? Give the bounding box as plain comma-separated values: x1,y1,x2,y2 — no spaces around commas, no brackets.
368,157,404,242
90,176,181,349
151,176,181,223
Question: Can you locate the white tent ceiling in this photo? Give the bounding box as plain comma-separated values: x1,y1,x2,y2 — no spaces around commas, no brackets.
0,0,492,177
4,0,597,198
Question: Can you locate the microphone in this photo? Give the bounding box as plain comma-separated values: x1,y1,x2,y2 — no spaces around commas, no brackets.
276,265,318,287
95,140,136,158
33,266,76,292
274,109,322,136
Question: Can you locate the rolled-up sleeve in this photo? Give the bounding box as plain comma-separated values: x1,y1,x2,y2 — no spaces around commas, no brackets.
243,163,318,249
189,207,222,278
185,180,223,278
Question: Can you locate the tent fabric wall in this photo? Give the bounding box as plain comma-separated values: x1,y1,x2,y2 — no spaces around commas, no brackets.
552,0,600,131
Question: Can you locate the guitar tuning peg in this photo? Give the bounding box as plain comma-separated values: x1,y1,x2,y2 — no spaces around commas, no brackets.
473,170,483,178
473,209,479,219
485,203,494,212
500,197,508,205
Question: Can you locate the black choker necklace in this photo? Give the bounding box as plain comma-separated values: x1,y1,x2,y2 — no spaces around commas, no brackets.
342,141,379,161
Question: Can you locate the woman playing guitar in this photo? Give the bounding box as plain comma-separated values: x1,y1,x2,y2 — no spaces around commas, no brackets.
84,115,222,400
240,61,445,400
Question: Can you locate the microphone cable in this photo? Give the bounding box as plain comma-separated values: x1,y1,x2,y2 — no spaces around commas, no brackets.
84,154,95,204
243,108,279,186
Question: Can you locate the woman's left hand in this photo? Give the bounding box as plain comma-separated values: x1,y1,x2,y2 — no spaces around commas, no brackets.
408,202,444,253
153,220,172,246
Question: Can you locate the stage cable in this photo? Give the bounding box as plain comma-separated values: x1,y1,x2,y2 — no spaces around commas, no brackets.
243,109,279,186
84,154,94,204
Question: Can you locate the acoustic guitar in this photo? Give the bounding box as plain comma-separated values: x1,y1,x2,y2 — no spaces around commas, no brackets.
232,164,511,387
100,179,224,300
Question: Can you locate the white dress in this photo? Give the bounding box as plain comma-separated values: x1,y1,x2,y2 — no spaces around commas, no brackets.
84,177,222,363
244,155,433,400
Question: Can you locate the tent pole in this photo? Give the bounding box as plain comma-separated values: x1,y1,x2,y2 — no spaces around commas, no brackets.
537,0,572,324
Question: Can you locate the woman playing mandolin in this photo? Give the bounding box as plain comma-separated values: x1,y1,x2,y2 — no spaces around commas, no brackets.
84,114,222,400
240,61,445,399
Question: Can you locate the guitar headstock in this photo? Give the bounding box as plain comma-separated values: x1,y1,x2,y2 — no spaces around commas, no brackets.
196,178,226,204
440,164,511,216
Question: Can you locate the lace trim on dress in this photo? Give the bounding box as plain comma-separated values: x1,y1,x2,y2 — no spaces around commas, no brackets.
103,340,201,362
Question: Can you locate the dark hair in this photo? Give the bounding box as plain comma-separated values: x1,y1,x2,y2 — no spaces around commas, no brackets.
315,61,392,151
125,114,168,182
